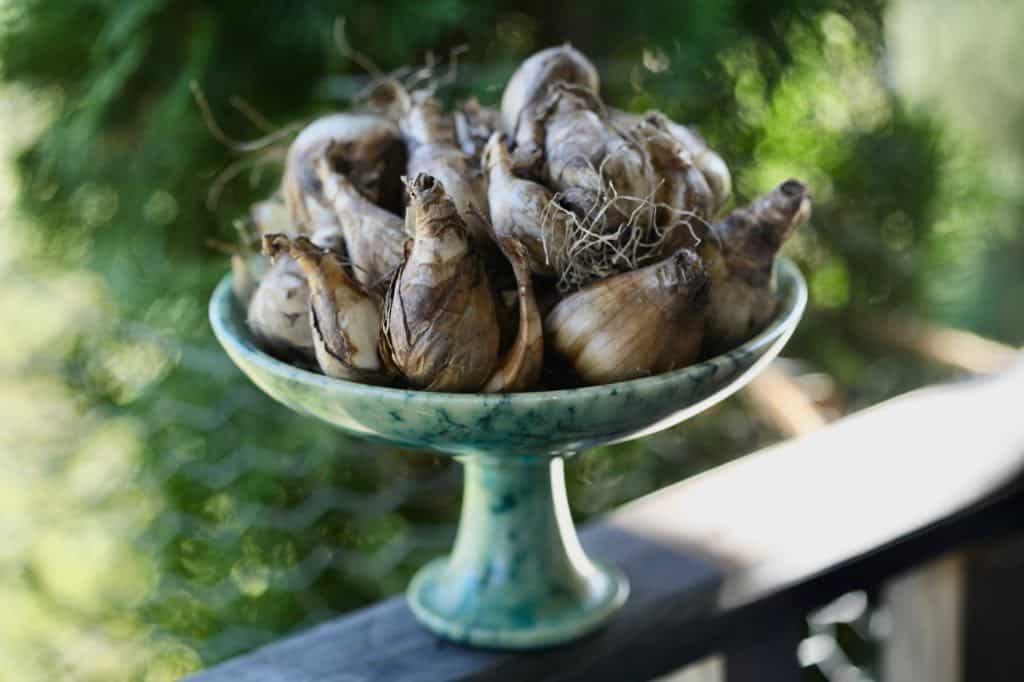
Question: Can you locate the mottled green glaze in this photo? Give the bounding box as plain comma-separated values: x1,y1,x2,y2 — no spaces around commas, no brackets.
209,259,806,649
408,456,628,648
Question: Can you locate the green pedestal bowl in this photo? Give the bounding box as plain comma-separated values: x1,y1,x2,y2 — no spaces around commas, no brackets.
209,258,806,650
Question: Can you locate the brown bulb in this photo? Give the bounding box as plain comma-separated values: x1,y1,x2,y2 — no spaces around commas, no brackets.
700,179,811,353
546,249,709,385
263,234,389,384
483,239,544,392
380,174,500,392
483,132,571,276
316,154,406,290
282,113,405,233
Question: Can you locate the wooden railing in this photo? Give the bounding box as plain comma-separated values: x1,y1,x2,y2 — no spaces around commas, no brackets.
189,335,1024,682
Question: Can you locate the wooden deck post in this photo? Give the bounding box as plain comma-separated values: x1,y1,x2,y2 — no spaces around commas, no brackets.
883,530,1024,682
883,553,965,682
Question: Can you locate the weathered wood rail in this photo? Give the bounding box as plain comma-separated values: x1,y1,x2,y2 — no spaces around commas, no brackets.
190,359,1024,682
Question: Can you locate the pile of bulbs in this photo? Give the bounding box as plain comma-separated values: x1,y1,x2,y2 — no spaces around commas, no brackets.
237,45,811,392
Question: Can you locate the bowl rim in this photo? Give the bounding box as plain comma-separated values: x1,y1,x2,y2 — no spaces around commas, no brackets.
210,257,807,407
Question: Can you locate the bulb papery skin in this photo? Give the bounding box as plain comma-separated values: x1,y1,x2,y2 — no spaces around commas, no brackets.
610,108,732,218
381,174,500,392
500,44,600,140
538,85,656,226
283,113,405,233
701,179,811,352
246,256,316,362
483,239,544,393
636,115,714,220
483,133,569,276
317,156,406,290
659,118,732,217
263,234,387,383
626,115,715,259
695,149,732,217
454,98,500,164
402,94,492,248
546,249,710,385
247,223,348,363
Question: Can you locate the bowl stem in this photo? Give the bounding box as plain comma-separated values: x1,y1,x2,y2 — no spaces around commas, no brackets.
407,454,628,649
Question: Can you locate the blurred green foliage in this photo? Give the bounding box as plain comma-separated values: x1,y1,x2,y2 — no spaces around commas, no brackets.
1,1,1022,680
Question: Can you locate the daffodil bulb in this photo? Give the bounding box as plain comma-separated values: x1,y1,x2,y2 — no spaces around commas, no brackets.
500,44,599,140
283,113,405,233
316,154,406,290
546,248,710,385
246,256,315,363
539,84,656,226
246,227,347,363
483,239,544,392
483,132,571,276
380,174,500,391
700,179,811,352
264,234,388,383
401,93,492,248
609,108,732,217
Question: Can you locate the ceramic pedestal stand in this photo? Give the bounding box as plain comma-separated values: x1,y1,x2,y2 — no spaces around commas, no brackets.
210,259,806,649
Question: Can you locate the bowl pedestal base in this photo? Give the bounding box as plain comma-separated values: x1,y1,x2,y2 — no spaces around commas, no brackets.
407,454,629,649
209,259,806,651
